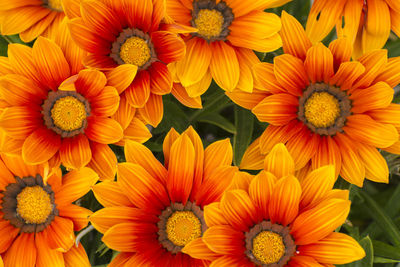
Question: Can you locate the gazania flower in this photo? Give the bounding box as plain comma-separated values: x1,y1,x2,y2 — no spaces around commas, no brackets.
0,153,96,266
231,12,400,187
306,0,400,58
0,0,79,42
67,0,186,127
90,126,241,265
0,27,150,180
184,143,365,266
166,0,288,96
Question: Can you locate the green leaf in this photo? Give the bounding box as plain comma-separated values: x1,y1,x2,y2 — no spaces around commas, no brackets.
372,240,400,260
356,189,400,247
197,113,236,134
357,236,374,267
153,99,189,134
374,257,400,263
0,36,8,56
233,106,254,166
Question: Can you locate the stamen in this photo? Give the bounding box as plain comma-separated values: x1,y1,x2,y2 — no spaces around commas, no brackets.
119,36,151,67
158,202,207,254
252,231,285,265
42,90,90,138
17,186,52,225
298,83,352,136
191,0,234,42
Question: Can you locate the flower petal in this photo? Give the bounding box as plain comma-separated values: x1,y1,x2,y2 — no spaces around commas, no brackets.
105,64,137,94
125,71,151,108
171,83,203,109
249,171,277,220
3,233,36,267
304,42,334,83
202,225,245,255
87,142,117,180
329,61,365,91
291,198,351,245
137,93,163,127
0,106,41,140
358,145,389,183
59,134,91,169
58,204,92,231
151,31,186,64
75,69,107,99
264,143,295,179
252,93,298,125
92,180,132,207
350,81,393,113
274,54,309,96
240,137,265,170
85,117,123,144
204,138,233,179
148,62,172,95
22,127,61,164
63,243,90,267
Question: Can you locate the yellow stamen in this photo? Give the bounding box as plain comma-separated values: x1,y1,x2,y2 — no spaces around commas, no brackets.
304,92,340,128
252,231,286,265
166,211,202,246
119,36,151,67
51,96,87,132
46,0,63,11
194,9,224,39
17,186,52,224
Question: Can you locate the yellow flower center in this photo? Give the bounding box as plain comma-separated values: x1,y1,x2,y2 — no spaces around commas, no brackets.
252,231,286,265
304,92,340,128
16,186,52,224
194,9,224,39
50,96,87,132
46,0,63,11
119,36,151,67
166,211,202,247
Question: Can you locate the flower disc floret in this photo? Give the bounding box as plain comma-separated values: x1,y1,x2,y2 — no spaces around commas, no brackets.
16,186,52,225
166,211,202,247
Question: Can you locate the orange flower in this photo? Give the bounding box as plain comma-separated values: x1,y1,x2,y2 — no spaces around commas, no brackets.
231,12,400,187
0,0,79,42
166,0,289,95
90,126,241,265
0,154,96,266
0,21,150,179
184,143,365,266
306,0,400,58
67,0,186,127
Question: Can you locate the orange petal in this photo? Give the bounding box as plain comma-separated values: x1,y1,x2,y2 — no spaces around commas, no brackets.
0,220,19,253
269,175,301,226
55,167,98,205
361,0,391,53
32,37,70,90
22,127,61,164
343,114,398,148
107,252,134,267
239,137,265,170
358,145,389,183
91,86,120,117
235,47,260,93
73,69,107,98
111,94,136,130
171,83,203,109
85,117,123,144
202,137,231,176
202,225,245,255
286,128,319,170
186,71,211,98
249,171,277,220
125,140,167,183
87,142,117,180
252,62,286,94
374,56,400,88
149,62,172,95
329,61,365,91
353,50,387,89
306,0,346,43
120,117,152,145
274,54,309,96
19,12,58,43
35,232,64,267
46,216,75,252
166,133,195,204
291,198,351,245
0,106,41,140
209,41,240,92
1,6,50,35
350,82,393,113
226,89,269,110
125,70,151,108
123,0,153,32
137,93,163,127
58,204,92,231
264,143,295,179
333,133,365,187
105,64,137,94
3,233,36,266
300,165,336,210
252,93,298,125
176,37,212,87
220,190,257,232
7,43,42,85
328,38,353,71
182,238,218,261
287,255,323,267
195,166,238,206
311,136,342,177
151,31,186,64
90,206,157,233
0,74,46,106
367,103,400,127
204,202,229,227
304,43,334,83
117,162,170,213
63,243,90,267
280,11,312,60
92,180,133,207
59,135,92,169
228,32,282,53
299,232,365,264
